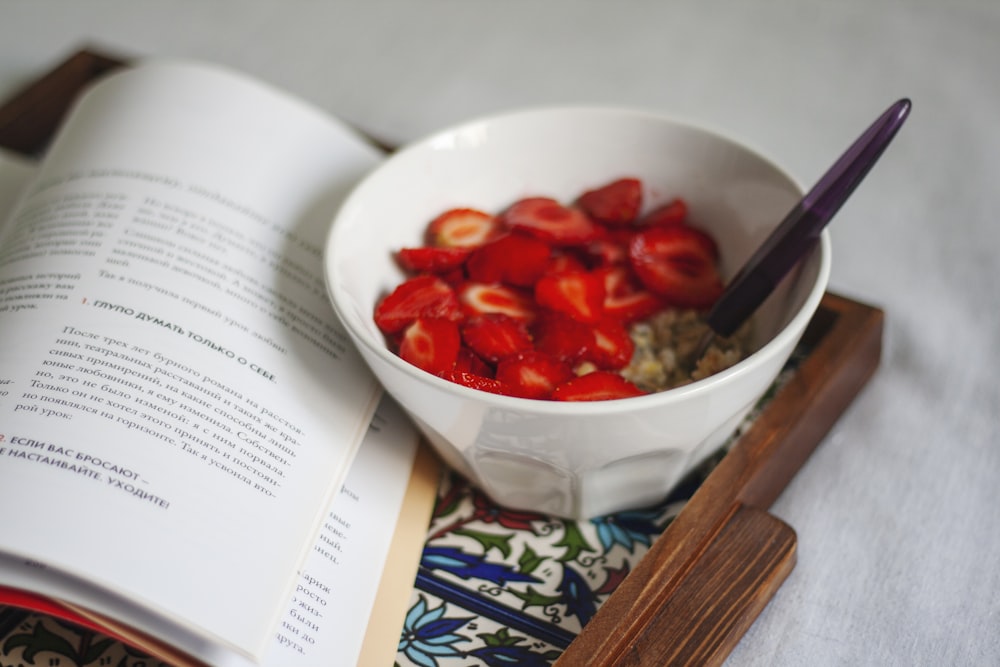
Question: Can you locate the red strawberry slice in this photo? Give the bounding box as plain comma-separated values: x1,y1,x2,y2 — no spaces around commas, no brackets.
543,252,588,276
501,197,603,246
639,198,688,227
586,318,635,370
628,225,723,309
460,314,534,364
458,282,536,321
398,318,461,375
577,177,642,225
374,275,462,334
534,270,605,323
466,233,551,287
583,238,630,267
439,370,511,395
397,246,472,274
597,266,666,323
604,289,666,323
532,312,594,363
551,371,646,401
496,351,575,399
427,208,501,248
454,347,494,376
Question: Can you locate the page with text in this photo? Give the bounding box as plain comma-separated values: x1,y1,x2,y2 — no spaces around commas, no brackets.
261,394,425,667
0,60,387,661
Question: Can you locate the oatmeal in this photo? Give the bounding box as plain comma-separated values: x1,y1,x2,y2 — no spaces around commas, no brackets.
622,310,751,392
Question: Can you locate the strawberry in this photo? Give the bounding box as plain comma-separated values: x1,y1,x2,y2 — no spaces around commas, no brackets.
597,266,666,323
551,371,646,401
427,208,501,248
532,312,594,363
380,179,730,400
639,198,688,227
603,289,666,323
534,270,605,323
398,318,461,375
374,275,462,334
458,282,536,321
577,177,642,225
466,233,551,287
439,370,511,395
586,318,635,370
582,238,630,267
628,225,723,309
460,314,534,364
501,197,603,246
454,347,495,376
397,246,472,274
543,252,588,276
496,351,575,399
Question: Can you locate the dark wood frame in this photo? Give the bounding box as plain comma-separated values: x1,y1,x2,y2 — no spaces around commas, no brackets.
0,47,884,666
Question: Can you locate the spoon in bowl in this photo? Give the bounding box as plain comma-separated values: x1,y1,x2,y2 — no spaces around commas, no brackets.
693,98,912,361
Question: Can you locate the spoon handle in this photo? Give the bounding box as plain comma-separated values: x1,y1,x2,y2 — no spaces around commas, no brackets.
705,98,911,338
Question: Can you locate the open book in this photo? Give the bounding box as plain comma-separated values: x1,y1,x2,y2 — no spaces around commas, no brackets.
0,59,438,666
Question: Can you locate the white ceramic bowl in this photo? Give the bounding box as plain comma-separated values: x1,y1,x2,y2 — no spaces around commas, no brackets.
325,107,830,519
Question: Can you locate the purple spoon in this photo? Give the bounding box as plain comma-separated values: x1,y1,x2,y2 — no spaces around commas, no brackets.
695,98,911,357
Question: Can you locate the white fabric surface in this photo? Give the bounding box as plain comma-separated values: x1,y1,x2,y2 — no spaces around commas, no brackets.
2,1,997,665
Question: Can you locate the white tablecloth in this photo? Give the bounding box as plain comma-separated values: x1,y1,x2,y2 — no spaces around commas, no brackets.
2,2,997,664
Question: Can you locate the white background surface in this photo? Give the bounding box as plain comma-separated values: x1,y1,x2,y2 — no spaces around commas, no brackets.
2,2,997,665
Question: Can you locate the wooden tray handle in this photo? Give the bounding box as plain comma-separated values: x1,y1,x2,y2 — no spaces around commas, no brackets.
0,46,125,155
611,504,796,666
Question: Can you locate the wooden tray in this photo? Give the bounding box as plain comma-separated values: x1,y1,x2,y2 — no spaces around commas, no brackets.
0,47,884,666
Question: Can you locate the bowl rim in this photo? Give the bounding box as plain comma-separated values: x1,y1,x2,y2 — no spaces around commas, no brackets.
324,105,832,416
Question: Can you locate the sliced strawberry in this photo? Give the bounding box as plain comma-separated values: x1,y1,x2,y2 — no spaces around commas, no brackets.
604,289,666,323
532,312,594,363
438,267,467,288
460,314,534,364
454,347,495,376
551,371,646,401
640,198,688,227
597,265,636,297
458,282,536,321
597,266,667,323
374,275,462,334
586,318,635,370
496,351,575,399
427,208,501,248
582,238,630,267
534,270,605,323
501,197,603,246
577,177,642,225
397,246,472,274
466,233,551,287
628,225,723,309
440,370,511,395
398,318,461,375
543,252,588,276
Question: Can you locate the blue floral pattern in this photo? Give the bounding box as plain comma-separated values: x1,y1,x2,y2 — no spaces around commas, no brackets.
394,458,715,666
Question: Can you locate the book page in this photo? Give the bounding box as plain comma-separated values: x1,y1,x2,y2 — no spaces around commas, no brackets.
260,397,438,667
0,60,388,661
0,150,34,214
